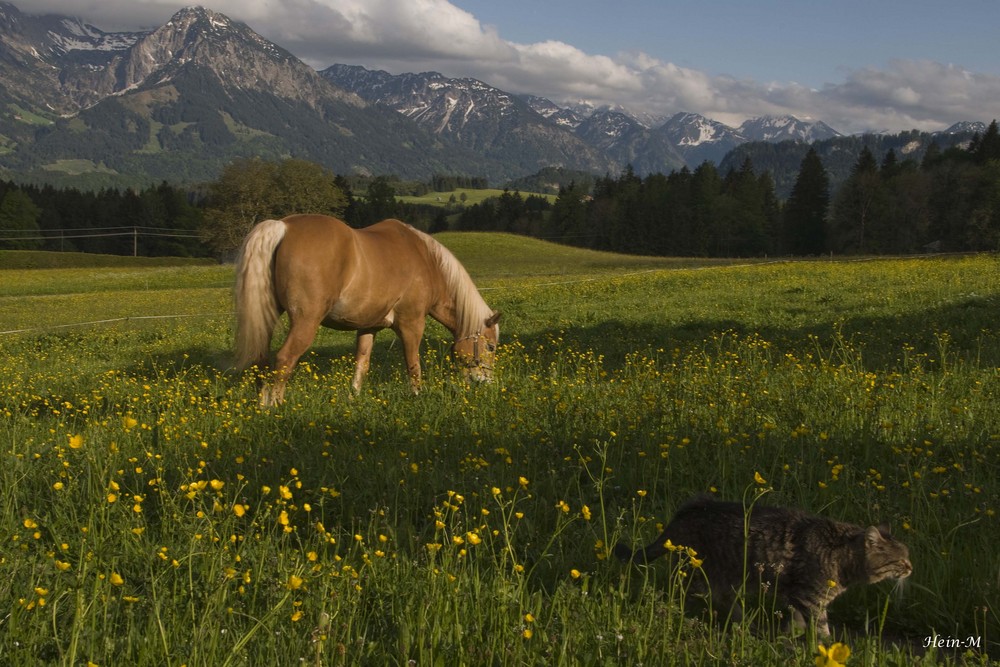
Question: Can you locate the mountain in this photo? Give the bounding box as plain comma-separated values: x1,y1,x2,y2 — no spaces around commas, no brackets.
520,94,585,129
720,127,982,199
323,66,693,174
0,3,144,114
657,112,747,165
943,121,987,135
573,109,686,174
0,2,981,193
0,3,497,186
320,65,617,179
738,115,841,143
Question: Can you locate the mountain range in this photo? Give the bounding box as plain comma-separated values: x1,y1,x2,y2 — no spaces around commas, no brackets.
0,2,986,191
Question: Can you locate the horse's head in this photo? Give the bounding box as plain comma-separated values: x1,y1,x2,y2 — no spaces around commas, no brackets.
453,312,501,383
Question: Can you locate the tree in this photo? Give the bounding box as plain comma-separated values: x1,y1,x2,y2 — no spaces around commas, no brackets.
783,148,830,254
202,158,277,256
830,147,884,253
972,119,1000,164
271,159,348,217
0,190,43,250
201,158,347,256
352,176,398,228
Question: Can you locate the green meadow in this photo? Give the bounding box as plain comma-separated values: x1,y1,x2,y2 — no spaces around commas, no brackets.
396,189,557,207
1,236,998,666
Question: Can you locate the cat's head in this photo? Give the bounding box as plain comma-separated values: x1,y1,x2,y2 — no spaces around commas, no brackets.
864,524,913,583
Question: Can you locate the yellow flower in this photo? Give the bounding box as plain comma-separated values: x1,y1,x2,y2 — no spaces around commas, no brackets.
518,476,529,489
23,518,38,529
570,569,582,579
110,572,124,586
556,500,570,513
279,485,293,500
52,482,64,491
690,557,704,568
291,610,303,622
524,613,535,623
122,416,138,430
233,504,247,518
209,479,225,491
68,434,83,449
522,628,533,639
55,560,71,571
581,505,592,521
287,574,304,590
754,471,767,485
815,642,851,667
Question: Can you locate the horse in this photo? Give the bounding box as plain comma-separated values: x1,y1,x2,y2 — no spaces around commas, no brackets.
234,214,500,405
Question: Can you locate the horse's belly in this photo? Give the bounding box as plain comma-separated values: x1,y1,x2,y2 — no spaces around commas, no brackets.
323,298,395,330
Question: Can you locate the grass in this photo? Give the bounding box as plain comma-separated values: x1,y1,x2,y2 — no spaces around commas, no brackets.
40,159,119,176
0,238,998,666
396,188,557,207
0,250,214,272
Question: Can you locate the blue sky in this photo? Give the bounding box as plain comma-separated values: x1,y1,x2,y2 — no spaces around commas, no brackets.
28,0,1000,134
451,0,1000,88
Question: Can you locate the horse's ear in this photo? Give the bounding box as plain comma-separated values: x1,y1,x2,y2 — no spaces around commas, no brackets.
485,311,501,328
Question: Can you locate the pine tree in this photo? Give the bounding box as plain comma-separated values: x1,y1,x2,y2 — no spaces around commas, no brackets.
972,119,1000,164
0,190,43,250
782,148,829,255
830,147,883,253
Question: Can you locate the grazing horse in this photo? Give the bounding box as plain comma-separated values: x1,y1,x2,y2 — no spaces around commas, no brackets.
234,214,500,405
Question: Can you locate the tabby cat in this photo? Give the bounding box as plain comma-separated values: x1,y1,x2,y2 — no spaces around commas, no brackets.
614,496,912,636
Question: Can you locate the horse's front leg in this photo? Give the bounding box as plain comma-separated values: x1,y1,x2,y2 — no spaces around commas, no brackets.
351,330,376,393
395,320,425,394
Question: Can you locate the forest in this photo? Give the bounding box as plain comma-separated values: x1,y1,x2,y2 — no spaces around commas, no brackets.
457,120,1000,256
1,121,998,258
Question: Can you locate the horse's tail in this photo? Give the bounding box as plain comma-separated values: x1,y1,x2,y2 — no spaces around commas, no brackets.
234,219,286,370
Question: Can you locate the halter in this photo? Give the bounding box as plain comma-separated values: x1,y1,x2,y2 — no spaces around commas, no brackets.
454,329,495,371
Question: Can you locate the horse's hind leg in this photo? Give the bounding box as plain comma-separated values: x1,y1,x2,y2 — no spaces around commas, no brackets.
262,315,321,406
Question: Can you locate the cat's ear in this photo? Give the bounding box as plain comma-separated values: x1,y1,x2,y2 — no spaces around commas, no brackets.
865,525,888,547
876,522,892,538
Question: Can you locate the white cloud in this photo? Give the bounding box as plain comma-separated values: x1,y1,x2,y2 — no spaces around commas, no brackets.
22,0,1000,133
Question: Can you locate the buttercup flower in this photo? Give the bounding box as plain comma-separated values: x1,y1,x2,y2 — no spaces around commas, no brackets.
815,642,851,667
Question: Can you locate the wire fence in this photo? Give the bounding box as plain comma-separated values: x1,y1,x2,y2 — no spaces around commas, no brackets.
0,226,204,256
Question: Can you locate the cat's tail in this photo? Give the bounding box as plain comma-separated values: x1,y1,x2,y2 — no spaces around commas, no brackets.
613,533,670,565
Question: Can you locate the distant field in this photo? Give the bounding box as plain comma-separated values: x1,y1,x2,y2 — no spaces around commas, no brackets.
397,188,557,207
0,250,214,271
1,239,998,665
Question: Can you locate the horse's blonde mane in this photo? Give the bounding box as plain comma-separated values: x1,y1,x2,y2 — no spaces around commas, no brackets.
411,227,493,337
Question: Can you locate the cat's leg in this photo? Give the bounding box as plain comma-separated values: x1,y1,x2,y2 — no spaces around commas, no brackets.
789,600,831,638
711,588,743,628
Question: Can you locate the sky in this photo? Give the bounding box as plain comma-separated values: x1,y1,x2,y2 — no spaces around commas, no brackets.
23,0,1000,134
